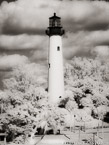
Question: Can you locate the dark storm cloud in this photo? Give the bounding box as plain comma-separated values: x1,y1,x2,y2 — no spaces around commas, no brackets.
0,0,109,35
0,0,50,35
2,22,45,35
66,19,109,32
0,0,17,4
0,0,109,36
1,7,45,35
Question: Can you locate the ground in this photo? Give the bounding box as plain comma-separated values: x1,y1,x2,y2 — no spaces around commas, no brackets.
62,127,109,145
7,127,109,145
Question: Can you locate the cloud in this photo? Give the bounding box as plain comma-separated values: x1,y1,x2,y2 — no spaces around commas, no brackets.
0,0,109,35
60,1,109,32
0,54,29,70
63,29,109,60
0,34,47,50
84,30,109,46
0,0,109,62
0,0,55,35
91,45,109,58
0,0,16,4
31,50,47,62
1,29,109,60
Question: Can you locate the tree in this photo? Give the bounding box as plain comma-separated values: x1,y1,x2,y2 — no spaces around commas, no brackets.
0,63,67,142
0,57,109,143
64,57,109,119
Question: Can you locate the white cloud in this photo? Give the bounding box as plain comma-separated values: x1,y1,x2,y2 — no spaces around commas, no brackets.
31,50,47,62
0,34,47,50
85,30,109,47
91,46,109,58
0,54,29,70
63,29,109,59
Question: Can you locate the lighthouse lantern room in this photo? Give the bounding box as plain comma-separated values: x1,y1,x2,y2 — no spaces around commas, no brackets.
46,13,65,104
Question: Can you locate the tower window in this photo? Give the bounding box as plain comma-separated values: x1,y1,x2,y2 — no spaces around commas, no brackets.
57,46,60,51
48,63,50,68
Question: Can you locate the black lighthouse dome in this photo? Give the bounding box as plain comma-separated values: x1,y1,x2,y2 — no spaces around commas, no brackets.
46,13,65,36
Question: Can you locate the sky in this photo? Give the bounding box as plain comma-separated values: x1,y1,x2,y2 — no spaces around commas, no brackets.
0,0,109,89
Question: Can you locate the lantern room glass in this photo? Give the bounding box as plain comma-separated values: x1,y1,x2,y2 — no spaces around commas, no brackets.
49,19,61,27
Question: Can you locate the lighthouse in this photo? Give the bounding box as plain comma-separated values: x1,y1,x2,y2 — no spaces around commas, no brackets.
46,13,65,104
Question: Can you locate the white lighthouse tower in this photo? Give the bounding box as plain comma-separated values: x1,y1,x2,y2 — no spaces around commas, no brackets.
46,13,65,104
